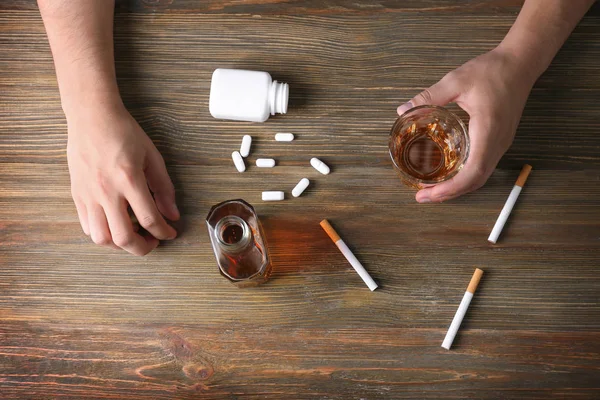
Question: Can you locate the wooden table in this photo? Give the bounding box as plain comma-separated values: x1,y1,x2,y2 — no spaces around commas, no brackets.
1,1,600,398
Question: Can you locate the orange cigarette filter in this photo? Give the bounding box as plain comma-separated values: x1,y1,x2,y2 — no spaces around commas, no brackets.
515,164,532,187
466,268,484,294
320,219,340,243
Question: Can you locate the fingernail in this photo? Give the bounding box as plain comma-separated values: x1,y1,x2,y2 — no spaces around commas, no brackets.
397,101,413,115
171,202,180,216
418,197,431,204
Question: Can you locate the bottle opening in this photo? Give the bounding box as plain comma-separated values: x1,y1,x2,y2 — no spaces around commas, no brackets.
215,216,251,251
269,81,289,115
222,224,244,244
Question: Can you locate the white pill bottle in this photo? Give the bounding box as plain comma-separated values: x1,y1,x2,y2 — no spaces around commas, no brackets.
209,68,289,123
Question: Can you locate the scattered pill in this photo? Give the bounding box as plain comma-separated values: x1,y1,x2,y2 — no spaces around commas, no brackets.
262,191,284,201
275,133,294,142
310,157,330,175
231,151,245,172
256,158,276,168
292,178,310,197
240,135,252,157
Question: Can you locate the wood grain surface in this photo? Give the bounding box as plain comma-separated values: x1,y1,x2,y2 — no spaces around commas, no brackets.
1,0,599,398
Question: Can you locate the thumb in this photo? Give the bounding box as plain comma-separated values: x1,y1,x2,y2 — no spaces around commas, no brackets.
397,75,460,115
145,147,180,221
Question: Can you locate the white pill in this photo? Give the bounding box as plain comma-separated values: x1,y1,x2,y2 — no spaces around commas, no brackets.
310,157,330,175
240,135,252,157
231,151,245,172
275,133,294,142
262,191,284,201
256,158,276,168
292,178,310,197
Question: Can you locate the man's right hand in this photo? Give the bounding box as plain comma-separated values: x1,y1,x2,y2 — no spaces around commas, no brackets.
67,102,179,255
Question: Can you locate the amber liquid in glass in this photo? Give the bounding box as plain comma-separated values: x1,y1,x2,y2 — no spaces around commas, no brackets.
391,121,459,181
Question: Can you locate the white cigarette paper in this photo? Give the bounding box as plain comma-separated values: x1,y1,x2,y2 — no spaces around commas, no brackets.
320,219,378,291
335,240,378,291
441,268,483,350
488,164,532,244
488,185,521,244
441,291,473,350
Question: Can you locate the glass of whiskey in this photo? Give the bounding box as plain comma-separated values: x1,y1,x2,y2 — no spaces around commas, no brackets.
206,199,272,287
389,105,469,189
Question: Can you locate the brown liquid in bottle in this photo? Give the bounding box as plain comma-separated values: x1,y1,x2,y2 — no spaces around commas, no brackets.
392,121,459,181
206,199,272,287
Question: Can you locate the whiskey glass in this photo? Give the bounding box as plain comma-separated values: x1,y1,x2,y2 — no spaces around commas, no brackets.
389,105,469,189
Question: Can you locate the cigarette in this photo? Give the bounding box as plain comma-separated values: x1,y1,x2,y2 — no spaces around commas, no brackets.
442,268,484,350
320,219,378,291
488,164,532,244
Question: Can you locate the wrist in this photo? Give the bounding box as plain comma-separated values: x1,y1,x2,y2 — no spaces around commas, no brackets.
61,86,124,122
494,41,544,87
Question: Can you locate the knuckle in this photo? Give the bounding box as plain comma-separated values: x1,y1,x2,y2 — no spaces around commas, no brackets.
414,88,433,105
91,232,112,246
139,214,159,229
116,164,138,187
94,172,112,196
470,163,491,188
112,231,135,247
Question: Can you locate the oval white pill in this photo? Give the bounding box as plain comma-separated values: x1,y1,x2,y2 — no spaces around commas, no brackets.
262,191,284,201
231,151,245,172
240,135,252,157
292,178,310,197
275,133,294,142
310,157,330,175
256,158,276,168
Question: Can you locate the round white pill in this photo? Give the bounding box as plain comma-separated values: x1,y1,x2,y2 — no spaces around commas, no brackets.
310,157,330,175
275,133,294,142
240,135,252,157
231,151,245,172
256,158,276,168
262,191,284,201
292,178,310,197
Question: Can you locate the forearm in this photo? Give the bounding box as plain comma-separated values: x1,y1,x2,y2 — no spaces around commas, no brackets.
38,0,120,116
498,0,595,82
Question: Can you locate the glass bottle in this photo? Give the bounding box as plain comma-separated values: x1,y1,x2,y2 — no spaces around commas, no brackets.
206,199,272,287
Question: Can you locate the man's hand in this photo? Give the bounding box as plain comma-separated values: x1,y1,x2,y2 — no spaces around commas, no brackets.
67,102,179,255
397,47,534,203
398,0,595,203
39,0,179,255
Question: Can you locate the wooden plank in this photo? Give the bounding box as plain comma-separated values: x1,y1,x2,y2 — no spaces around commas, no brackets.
1,322,599,399
2,0,527,14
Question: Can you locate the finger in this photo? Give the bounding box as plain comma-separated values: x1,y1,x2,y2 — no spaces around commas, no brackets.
415,117,493,203
105,197,159,256
415,163,489,203
73,198,90,235
125,171,177,240
88,204,119,249
146,147,180,221
398,74,461,115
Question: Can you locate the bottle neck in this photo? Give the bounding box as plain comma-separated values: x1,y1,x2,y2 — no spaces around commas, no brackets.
214,215,252,254
269,80,289,116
